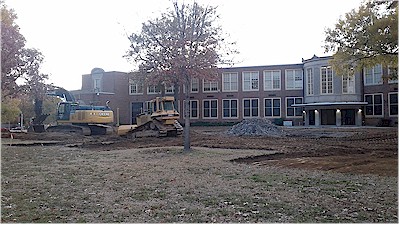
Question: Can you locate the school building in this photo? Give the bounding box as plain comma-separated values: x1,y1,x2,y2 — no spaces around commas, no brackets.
71,55,398,127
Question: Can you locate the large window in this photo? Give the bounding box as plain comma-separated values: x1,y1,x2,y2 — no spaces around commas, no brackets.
222,99,238,118
389,93,398,116
203,80,218,92
264,98,281,117
165,85,174,94
388,67,398,84
342,74,355,94
183,100,199,119
321,66,333,94
243,98,259,118
191,78,199,93
285,69,303,90
306,68,314,95
286,97,303,117
365,93,383,117
129,80,143,95
364,64,383,85
263,70,281,91
147,85,161,94
222,72,238,92
242,71,259,91
203,99,218,119
94,78,101,92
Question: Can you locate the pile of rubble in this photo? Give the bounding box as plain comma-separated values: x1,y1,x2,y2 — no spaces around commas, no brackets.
226,118,287,137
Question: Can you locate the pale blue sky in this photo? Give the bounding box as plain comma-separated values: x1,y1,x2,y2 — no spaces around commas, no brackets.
7,0,362,90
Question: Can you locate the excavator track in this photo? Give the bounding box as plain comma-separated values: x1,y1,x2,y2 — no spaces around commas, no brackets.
46,124,91,136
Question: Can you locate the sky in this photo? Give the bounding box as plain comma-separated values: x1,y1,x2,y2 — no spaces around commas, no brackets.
6,0,363,91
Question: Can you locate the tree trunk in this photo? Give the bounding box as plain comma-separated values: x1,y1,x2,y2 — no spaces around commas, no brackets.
184,81,191,152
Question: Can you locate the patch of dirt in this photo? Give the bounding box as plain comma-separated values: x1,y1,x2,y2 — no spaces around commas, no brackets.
4,126,398,177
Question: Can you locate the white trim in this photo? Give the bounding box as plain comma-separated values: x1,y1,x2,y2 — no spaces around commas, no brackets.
363,64,383,86
388,92,398,117
242,71,259,92
285,97,303,118
222,72,239,92
202,80,219,93
320,66,333,95
342,74,355,94
183,99,199,119
264,98,281,118
306,68,314,96
202,99,218,119
364,93,384,118
388,66,398,84
242,98,259,118
263,70,281,91
129,82,143,95
147,85,161,95
222,99,239,119
285,69,303,90
191,78,199,93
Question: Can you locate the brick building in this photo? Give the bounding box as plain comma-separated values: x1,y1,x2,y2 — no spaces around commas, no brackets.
71,55,398,127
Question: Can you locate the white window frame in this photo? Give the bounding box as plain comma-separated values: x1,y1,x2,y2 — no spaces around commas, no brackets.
388,66,398,84
222,99,239,119
202,99,218,119
183,100,199,119
285,69,303,90
286,97,303,118
203,80,218,93
263,70,281,91
165,85,174,94
147,85,161,94
243,98,259,118
191,78,199,93
342,74,355,94
242,71,259,91
264,98,281,118
320,66,333,94
222,72,238,92
364,64,383,85
94,78,101,92
306,68,314,96
129,80,143,95
364,93,383,117
388,92,398,117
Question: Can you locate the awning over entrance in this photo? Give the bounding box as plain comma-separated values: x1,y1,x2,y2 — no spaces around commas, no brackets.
292,102,368,107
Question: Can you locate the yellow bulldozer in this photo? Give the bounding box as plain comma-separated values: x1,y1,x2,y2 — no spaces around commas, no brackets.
118,96,183,137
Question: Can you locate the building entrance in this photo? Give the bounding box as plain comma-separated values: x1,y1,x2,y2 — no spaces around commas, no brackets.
131,102,143,124
321,109,336,125
341,109,356,125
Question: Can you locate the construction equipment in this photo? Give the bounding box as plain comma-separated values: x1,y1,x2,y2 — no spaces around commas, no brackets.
121,96,183,137
45,88,114,135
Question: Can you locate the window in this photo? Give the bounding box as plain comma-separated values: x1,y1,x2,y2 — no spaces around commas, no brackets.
147,85,161,94
222,72,238,92
389,93,398,116
364,64,383,85
203,80,218,92
342,74,355,94
365,94,383,117
203,99,218,119
321,66,333,94
191,78,199,93
243,98,259,118
263,70,281,91
285,69,303,90
222,99,238,118
165,85,174,94
183,100,199,119
388,67,398,84
94,78,101,92
306,68,314,95
242,71,259,91
286,97,303,117
129,80,143,95
264,98,281,117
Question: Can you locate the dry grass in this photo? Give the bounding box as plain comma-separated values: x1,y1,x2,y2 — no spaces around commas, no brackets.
1,143,398,223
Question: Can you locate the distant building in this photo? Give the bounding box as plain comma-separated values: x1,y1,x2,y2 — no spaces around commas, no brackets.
71,55,398,127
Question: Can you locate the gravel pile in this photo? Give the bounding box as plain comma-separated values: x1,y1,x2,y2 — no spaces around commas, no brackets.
226,118,286,137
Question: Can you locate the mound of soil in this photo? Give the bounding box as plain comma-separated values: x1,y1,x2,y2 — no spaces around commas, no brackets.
226,118,286,137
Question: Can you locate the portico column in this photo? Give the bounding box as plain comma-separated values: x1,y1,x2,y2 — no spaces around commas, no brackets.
315,109,320,126
336,109,342,126
304,110,308,126
356,108,362,126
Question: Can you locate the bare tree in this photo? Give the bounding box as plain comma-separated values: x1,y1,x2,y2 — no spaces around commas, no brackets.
126,1,237,151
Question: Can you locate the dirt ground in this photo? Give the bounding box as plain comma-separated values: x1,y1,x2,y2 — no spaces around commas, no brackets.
1,126,398,222
6,126,398,177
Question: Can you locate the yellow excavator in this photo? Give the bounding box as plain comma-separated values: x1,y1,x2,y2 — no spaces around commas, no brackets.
119,96,183,137
45,88,114,135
